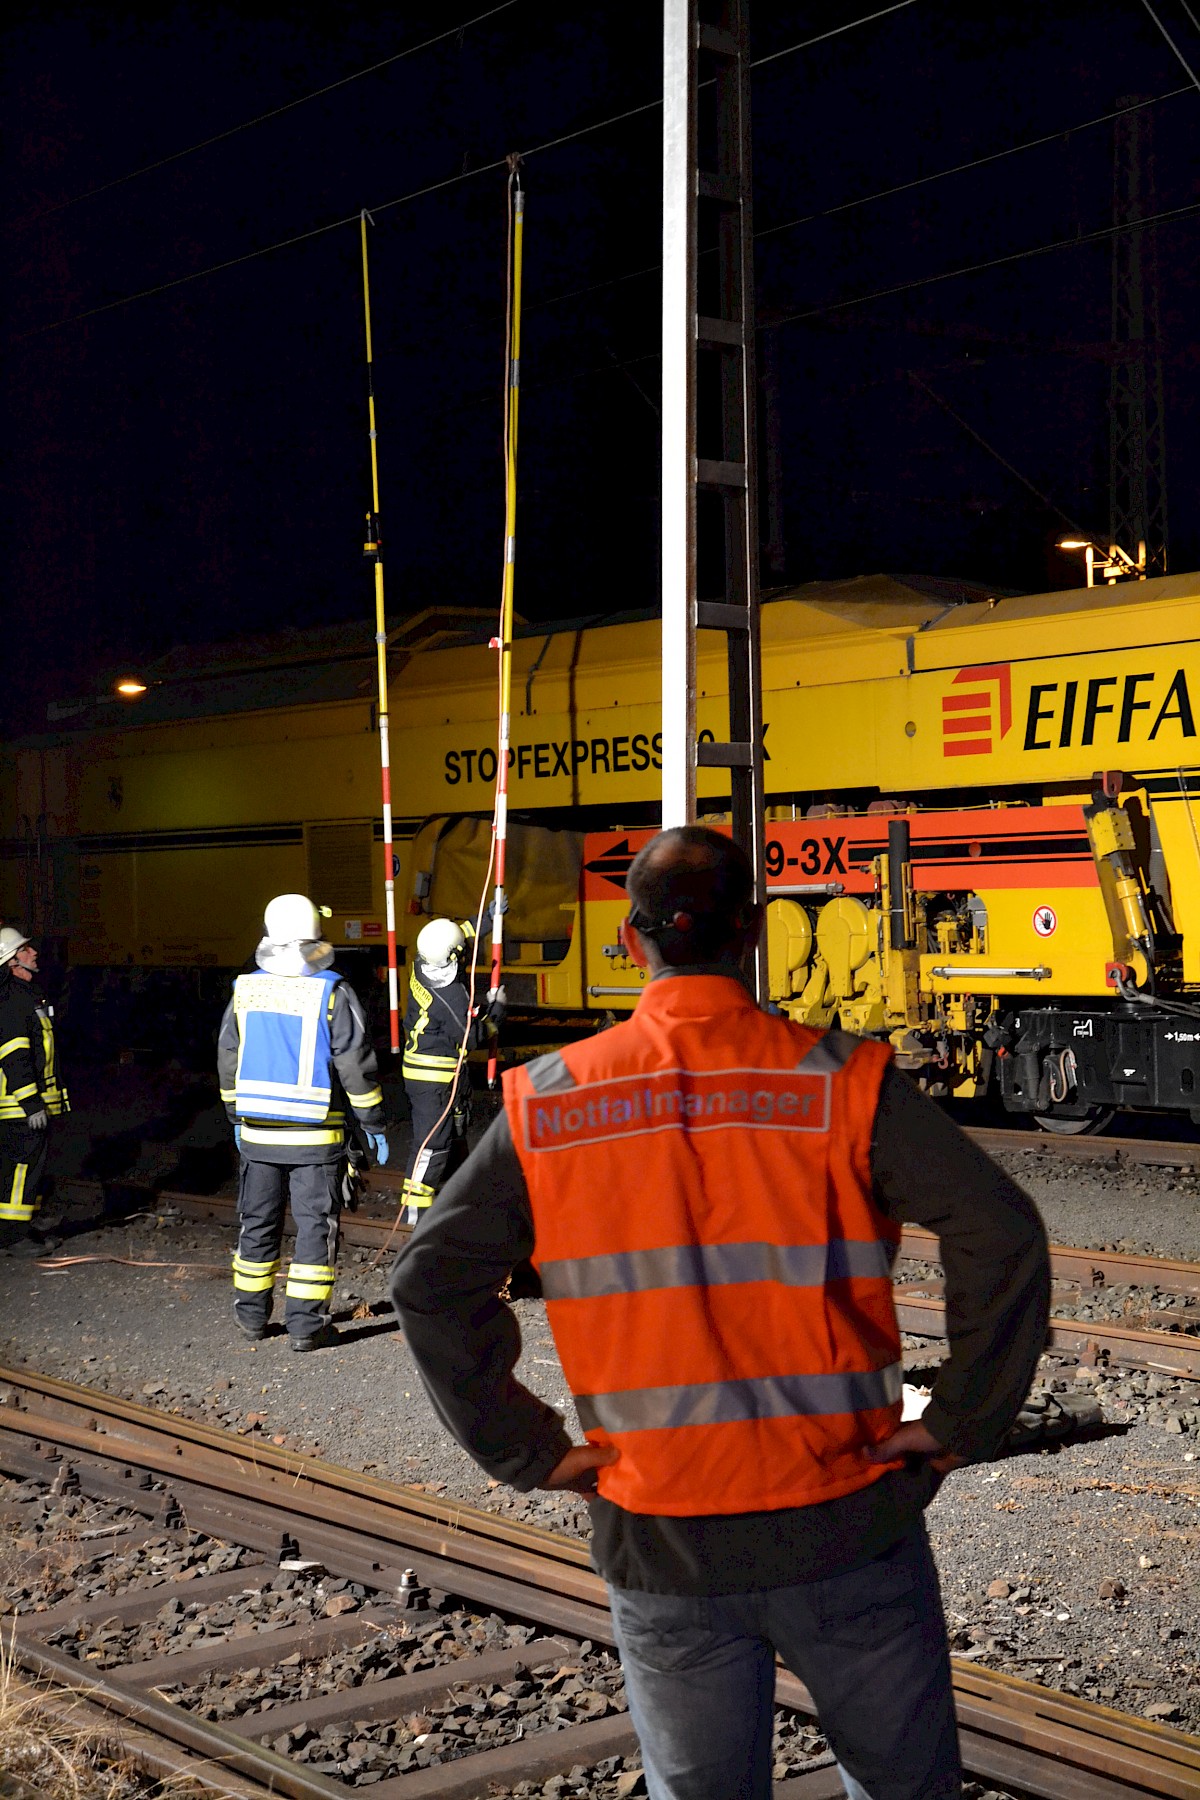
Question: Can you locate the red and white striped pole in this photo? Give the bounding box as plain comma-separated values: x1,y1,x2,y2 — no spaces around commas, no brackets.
488,170,524,1087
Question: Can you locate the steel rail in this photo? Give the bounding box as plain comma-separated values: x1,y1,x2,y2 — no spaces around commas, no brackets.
891,1289,1200,1378
963,1124,1200,1172
3,1372,1199,1799
55,1185,1200,1374
132,1187,1200,1298
901,1227,1200,1298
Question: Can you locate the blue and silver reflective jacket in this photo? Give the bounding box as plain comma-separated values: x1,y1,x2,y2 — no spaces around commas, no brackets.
233,968,341,1123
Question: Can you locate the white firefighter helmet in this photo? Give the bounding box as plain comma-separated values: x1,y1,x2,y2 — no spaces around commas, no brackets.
0,927,31,967
417,918,466,967
263,894,324,944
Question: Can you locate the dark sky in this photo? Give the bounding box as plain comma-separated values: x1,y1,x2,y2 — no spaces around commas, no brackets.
6,1,1199,733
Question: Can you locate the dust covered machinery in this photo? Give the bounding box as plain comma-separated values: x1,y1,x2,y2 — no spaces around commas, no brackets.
2,573,1197,1127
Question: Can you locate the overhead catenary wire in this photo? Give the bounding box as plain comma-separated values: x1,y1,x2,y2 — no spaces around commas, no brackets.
1138,0,1200,94
764,198,1200,329
13,98,647,340
432,193,1200,426
523,86,1190,321
755,88,1193,242
908,374,1085,533
11,0,520,229
16,2,920,341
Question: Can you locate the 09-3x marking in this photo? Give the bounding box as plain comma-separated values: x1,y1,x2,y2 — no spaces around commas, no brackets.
765,837,846,878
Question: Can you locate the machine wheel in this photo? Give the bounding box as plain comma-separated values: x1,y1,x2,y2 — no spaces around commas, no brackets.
1032,1107,1116,1137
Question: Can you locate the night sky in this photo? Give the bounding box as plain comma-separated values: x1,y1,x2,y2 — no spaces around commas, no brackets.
6,1,1199,735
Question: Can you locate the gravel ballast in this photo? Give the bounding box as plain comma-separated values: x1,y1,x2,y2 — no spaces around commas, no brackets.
3,1107,1200,1743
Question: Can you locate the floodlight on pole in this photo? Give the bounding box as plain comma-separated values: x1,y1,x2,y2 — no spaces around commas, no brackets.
115,678,148,697
1057,537,1147,588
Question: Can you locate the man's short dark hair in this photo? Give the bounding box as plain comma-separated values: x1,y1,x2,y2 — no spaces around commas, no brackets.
625,825,755,965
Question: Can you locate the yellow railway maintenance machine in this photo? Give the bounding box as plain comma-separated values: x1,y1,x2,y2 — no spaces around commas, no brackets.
2,573,1198,1128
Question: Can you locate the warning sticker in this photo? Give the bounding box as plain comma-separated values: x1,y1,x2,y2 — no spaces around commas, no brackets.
1032,905,1057,938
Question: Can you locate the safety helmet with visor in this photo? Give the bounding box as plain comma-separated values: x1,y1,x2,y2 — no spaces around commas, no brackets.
416,918,466,970
263,894,329,945
0,927,31,967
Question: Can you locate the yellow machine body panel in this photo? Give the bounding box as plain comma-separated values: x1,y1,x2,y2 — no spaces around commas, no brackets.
1,572,1196,1009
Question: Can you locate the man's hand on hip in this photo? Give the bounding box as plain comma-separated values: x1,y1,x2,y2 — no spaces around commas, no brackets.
866,1422,965,1478
541,1442,619,1496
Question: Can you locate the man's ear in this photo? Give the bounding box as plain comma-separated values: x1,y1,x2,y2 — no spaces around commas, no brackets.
743,902,765,948
623,917,651,968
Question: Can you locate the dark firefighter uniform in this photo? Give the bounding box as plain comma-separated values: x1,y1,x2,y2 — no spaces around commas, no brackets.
217,964,385,1342
0,967,68,1232
401,922,498,1223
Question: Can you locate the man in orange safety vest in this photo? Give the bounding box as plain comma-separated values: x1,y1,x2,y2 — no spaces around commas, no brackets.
392,826,1050,1800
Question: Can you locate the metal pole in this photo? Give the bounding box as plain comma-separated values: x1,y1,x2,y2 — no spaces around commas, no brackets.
660,0,767,1000
488,173,524,1086
359,212,400,1054
661,0,697,828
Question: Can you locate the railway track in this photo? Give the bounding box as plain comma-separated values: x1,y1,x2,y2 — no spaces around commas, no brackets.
895,1227,1200,1381
962,1126,1200,1173
2,1370,1198,1800
88,1183,1199,1382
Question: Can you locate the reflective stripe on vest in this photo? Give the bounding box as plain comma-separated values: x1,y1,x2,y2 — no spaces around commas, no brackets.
233,970,340,1124
575,1362,904,1435
403,968,463,1081
503,978,902,1518
402,1049,459,1082
539,1236,894,1301
0,1035,34,1122
35,1005,68,1117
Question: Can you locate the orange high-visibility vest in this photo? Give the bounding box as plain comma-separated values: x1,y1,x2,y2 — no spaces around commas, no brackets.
502,974,903,1517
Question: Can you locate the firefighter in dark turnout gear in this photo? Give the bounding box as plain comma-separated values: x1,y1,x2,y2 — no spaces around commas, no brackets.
0,928,69,1250
401,917,504,1225
218,894,387,1349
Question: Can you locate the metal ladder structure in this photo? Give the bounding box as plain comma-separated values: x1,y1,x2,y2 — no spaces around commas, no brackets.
662,0,767,997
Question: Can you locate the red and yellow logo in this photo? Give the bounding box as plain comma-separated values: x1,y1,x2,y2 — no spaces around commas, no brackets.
941,663,1012,757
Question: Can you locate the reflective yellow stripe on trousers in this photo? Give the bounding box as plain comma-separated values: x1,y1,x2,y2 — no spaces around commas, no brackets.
232,1254,280,1293
0,1164,34,1222
285,1262,335,1301
401,1178,436,1211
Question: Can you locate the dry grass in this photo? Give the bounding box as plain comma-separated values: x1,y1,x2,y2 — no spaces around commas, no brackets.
0,1629,161,1800
0,1505,102,1615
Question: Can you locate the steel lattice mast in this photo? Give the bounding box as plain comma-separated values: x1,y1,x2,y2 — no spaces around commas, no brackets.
1109,97,1168,576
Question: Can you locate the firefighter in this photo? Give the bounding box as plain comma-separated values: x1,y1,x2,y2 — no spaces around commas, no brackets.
0,928,68,1253
400,916,505,1226
217,894,389,1350
392,827,1051,1800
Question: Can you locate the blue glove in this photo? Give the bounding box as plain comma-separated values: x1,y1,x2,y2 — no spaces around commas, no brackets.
487,893,509,925
233,1123,242,1151
366,1130,390,1166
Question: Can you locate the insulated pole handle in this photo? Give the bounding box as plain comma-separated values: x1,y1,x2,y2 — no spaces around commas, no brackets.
489,174,524,1089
